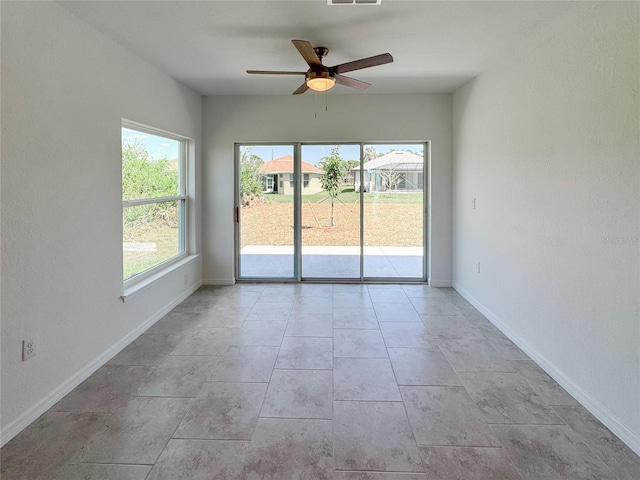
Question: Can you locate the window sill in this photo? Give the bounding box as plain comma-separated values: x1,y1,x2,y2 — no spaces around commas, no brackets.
121,254,200,303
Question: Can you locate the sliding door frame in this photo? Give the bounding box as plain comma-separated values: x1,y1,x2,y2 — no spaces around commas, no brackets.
235,141,429,283
235,143,298,282
359,141,429,283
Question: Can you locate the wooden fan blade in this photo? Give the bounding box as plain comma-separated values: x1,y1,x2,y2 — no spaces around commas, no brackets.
292,83,309,95
246,70,307,75
331,53,393,74
334,74,371,90
292,40,321,67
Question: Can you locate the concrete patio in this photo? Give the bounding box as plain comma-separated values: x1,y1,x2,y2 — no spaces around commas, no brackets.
239,245,424,279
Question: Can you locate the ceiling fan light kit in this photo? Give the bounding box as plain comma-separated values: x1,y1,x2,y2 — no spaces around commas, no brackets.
306,71,336,92
247,39,393,95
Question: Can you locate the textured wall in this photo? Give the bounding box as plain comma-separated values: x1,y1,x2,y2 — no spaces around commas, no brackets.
1,2,202,443
453,2,639,452
202,93,453,285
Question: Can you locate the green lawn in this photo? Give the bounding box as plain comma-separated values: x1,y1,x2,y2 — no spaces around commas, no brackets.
264,188,423,205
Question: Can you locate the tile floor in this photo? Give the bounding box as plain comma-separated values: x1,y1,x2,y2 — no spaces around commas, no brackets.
2,284,638,480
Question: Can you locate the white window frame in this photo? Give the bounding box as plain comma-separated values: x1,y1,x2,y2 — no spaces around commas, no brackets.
122,120,189,289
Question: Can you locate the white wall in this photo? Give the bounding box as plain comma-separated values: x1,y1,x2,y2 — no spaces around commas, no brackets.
452,2,639,453
0,2,202,444
202,94,452,285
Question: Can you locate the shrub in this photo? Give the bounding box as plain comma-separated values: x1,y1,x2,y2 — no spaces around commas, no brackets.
122,139,178,228
239,148,264,206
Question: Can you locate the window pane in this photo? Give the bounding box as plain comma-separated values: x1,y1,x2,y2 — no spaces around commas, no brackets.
238,145,294,278
123,200,181,280
301,144,361,279
363,144,424,278
122,128,180,200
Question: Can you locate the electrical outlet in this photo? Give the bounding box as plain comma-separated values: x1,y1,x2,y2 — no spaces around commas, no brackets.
22,339,36,361
475,261,481,273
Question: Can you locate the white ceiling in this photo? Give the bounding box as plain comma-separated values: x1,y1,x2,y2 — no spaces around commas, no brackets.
58,0,568,96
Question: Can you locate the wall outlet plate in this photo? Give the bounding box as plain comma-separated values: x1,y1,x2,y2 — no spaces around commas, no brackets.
22,339,36,361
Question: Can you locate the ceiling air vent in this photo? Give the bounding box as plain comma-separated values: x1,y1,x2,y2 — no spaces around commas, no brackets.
327,0,382,5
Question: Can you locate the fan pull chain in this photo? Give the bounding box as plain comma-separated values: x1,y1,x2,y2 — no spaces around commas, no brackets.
313,91,329,119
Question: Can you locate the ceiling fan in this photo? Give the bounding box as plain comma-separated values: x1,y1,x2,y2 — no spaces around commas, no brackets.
247,40,393,95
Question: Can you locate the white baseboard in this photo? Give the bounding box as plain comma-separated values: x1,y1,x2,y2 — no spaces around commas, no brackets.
203,277,236,286
452,282,640,457
428,279,453,287
0,280,202,447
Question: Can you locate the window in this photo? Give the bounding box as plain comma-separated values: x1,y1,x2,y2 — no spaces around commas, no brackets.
303,173,309,188
122,122,187,281
289,174,294,188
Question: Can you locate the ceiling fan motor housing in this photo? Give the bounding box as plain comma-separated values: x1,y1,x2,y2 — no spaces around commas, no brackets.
307,48,334,86
306,69,333,82
313,46,330,63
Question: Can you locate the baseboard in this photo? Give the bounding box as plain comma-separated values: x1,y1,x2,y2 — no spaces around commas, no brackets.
452,282,640,456
428,279,453,287
203,277,236,286
0,280,202,447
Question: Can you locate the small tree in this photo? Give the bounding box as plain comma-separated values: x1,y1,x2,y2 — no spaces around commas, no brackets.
239,147,264,206
319,147,347,226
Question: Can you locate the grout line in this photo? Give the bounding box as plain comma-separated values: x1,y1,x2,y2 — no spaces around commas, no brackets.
333,399,404,404
333,469,427,474
71,461,155,466
486,422,568,426
169,437,252,442
414,443,508,448
452,370,518,373
267,367,332,373
485,423,527,480
257,415,333,421
131,394,199,399
415,445,505,450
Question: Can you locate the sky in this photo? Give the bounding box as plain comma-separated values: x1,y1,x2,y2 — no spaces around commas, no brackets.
122,127,180,160
246,143,424,166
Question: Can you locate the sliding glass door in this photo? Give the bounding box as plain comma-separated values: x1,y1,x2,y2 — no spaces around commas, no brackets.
301,144,361,279
362,144,425,279
236,142,427,282
237,145,295,278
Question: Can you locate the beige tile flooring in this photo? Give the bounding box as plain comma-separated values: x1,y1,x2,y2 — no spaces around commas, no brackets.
2,284,639,479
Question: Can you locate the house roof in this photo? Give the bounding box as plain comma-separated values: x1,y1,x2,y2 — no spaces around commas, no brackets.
260,155,323,174
354,150,424,172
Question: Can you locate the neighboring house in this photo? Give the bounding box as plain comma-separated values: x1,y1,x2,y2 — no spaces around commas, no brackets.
260,155,324,195
353,150,424,192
